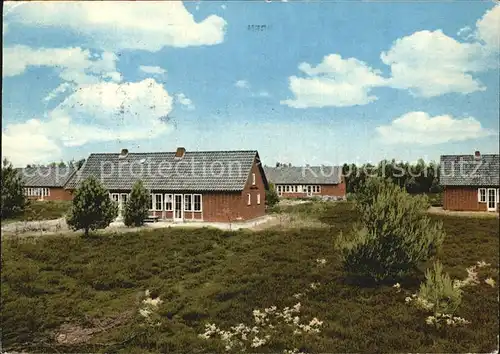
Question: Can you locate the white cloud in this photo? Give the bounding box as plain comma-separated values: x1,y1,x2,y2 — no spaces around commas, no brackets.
474,5,500,50
3,45,122,84
221,4,227,9
176,93,195,110
2,79,174,165
7,2,226,51
282,6,499,105
235,80,250,89
139,65,167,75
43,83,73,102
380,6,499,98
2,119,62,166
376,111,496,145
281,54,386,108
381,30,490,97
256,91,270,97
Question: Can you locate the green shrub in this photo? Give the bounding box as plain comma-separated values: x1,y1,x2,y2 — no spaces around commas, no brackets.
124,180,150,227
266,183,280,208
1,158,26,219
66,176,118,237
417,261,462,316
339,177,445,281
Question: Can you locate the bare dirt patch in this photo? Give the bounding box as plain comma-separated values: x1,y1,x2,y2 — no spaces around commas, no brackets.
54,311,134,345
428,207,499,218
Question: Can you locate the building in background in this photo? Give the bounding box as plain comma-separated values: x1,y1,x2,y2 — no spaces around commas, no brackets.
440,151,499,212
264,165,346,200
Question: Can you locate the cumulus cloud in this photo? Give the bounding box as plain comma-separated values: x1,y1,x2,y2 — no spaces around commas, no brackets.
176,93,195,110
376,111,496,145
6,2,226,51
3,45,122,83
2,119,62,166
281,54,386,108
139,65,167,75
381,30,490,97
2,79,174,165
235,80,250,89
283,5,499,106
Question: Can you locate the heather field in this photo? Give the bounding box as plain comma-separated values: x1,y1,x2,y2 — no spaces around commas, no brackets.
1,202,498,353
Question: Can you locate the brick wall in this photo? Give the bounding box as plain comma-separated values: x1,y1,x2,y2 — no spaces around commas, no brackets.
443,186,498,212
27,187,73,201
278,181,346,199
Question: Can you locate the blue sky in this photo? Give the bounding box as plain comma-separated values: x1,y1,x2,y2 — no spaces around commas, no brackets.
2,1,499,167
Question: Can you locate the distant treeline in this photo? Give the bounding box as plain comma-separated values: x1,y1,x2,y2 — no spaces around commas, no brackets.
274,159,442,195
342,159,442,194
26,159,86,169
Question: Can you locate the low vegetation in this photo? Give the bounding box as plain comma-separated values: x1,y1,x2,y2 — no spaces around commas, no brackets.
3,200,72,223
2,200,498,353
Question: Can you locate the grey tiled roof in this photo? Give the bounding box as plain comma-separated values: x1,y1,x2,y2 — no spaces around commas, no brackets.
440,154,499,186
16,167,77,187
65,150,262,191
263,166,342,184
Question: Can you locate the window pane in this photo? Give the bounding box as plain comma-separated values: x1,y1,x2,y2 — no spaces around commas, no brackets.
247,193,251,205
155,194,163,210
184,194,192,211
165,194,173,211
194,194,202,211
150,194,154,210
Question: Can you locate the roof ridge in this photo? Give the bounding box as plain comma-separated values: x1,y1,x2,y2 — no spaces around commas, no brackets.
90,150,257,155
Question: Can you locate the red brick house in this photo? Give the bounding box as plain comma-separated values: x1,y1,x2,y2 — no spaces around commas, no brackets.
65,148,269,222
263,165,346,199
440,152,499,212
18,166,76,201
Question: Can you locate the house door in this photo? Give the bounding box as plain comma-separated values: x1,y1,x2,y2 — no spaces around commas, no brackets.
307,185,312,197
487,188,497,211
173,194,183,221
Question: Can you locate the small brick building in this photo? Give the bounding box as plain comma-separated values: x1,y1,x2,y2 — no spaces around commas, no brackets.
440,152,499,212
18,166,76,201
65,148,269,222
263,165,346,199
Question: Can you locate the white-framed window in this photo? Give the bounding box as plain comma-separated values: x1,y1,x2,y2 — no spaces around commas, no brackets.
294,185,298,192
247,193,251,205
164,194,173,211
149,194,154,211
478,188,487,203
317,185,321,193
184,194,192,211
257,193,261,205
155,194,163,211
193,194,202,212
286,185,290,192
110,193,120,203
252,173,256,186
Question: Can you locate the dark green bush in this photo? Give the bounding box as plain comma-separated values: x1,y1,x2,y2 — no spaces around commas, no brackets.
124,180,150,227
66,176,118,237
339,177,445,281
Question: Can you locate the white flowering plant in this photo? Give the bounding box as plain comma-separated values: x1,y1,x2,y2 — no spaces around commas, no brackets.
199,302,323,352
137,289,163,328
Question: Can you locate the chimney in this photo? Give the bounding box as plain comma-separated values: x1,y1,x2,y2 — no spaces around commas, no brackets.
474,150,481,160
119,148,129,159
174,147,186,160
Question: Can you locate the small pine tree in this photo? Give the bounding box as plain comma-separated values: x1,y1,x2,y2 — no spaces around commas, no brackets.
418,261,463,316
1,158,26,219
123,180,150,227
266,183,280,208
66,176,118,237
340,177,445,281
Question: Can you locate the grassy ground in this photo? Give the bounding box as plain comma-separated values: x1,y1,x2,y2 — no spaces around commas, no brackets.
1,202,498,353
3,200,71,223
